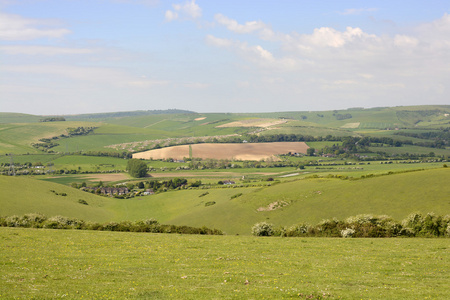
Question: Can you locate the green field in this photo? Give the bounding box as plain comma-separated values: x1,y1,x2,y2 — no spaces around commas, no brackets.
1,106,449,155
1,227,449,299
2,167,449,235
0,176,114,222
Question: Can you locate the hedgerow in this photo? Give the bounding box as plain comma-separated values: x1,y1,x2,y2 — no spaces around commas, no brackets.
0,214,222,235
252,213,450,238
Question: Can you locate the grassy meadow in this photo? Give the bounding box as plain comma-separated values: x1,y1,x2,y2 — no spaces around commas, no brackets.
0,176,115,222
1,167,448,235
1,227,449,299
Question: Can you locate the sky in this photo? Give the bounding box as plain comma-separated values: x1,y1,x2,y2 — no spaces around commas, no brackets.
1,0,450,115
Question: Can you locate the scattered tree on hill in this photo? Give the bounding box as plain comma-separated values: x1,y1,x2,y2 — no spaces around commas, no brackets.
127,159,148,178
40,117,66,122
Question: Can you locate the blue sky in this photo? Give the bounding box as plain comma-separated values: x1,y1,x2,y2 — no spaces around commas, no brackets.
1,0,449,115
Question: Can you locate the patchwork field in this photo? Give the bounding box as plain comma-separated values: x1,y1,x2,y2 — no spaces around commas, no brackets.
133,142,309,161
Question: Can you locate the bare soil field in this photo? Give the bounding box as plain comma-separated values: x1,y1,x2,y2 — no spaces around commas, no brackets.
216,118,287,128
146,171,279,178
83,173,130,182
341,122,360,129
133,142,309,161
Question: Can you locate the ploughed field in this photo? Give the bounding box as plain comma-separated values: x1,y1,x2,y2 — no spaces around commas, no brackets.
133,142,309,161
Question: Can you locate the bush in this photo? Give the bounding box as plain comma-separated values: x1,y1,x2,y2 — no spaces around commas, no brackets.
341,228,355,238
5,215,20,227
44,216,83,229
78,199,88,205
315,218,343,237
402,212,423,235
251,222,274,236
285,223,310,237
20,213,47,228
103,222,120,231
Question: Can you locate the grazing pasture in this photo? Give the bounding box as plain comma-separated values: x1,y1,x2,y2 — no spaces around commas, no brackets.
133,142,309,161
3,167,448,236
1,228,449,299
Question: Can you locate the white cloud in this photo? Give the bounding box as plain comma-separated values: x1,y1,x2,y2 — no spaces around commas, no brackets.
0,12,70,40
165,10,178,21
295,26,378,49
165,0,201,21
204,12,450,110
206,34,300,71
394,35,419,48
214,14,267,34
0,45,97,55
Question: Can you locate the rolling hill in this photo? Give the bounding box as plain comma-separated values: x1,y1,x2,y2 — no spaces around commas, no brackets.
1,167,448,235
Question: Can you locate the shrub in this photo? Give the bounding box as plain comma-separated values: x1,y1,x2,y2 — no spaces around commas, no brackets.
285,223,311,237
341,228,355,238
251,222,274,236
44,216,83,229
5,215,20,227
20,213,47,228
78,199,88,205
103,222,120,231
231,193,243,199
144,218,159,226
402,212,423,235
316,218,343,236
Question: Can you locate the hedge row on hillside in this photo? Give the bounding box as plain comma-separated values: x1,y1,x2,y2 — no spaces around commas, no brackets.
0,214,223,235
252,213,450,238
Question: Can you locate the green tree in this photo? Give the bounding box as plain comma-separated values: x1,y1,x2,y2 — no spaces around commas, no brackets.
127,159,148,178
307,148,315,156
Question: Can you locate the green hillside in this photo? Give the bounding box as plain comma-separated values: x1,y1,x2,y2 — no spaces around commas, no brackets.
3,167,447,235
159,168,450,234
1,106,449,155
0,121,98,154
0,112,42,123
0,176,114,222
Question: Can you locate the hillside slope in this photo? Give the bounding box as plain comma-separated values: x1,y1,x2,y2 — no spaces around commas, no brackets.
0,176,115,222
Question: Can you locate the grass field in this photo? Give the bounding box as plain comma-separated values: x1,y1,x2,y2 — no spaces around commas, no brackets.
0,176,114,222
3,167,448,235
1,227,449,299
